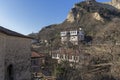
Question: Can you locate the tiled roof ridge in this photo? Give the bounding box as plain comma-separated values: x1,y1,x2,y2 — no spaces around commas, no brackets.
0,26,32,39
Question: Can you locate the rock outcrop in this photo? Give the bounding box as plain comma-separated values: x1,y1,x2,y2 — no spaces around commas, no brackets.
67,8,76,23
92,12,104,22
106,0,120,9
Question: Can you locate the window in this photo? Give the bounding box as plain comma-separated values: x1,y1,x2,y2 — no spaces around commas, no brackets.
52,54,57,57
32,59,38,66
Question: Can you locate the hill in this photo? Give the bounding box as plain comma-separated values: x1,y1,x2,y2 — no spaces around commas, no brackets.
32,0,120,80
38,0,120,45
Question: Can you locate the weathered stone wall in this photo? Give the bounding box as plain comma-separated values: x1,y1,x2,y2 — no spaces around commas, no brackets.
5,35,31,80
0,32,6,80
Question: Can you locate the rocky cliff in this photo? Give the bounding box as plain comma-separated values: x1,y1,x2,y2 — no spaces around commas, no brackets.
105,0,120,9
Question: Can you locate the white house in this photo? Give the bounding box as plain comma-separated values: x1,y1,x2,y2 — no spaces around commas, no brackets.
60,28,85,45
70,30,78,36
61,31,68,44
61,31,68,36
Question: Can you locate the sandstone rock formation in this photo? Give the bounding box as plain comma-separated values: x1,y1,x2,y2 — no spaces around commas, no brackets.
106,0,120,9
92,12,104,22
67,9,76,23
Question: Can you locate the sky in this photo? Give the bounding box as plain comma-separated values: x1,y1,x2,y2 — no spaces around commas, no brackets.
0,0,111,35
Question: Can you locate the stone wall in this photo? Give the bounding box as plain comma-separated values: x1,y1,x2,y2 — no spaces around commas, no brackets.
0,32,31,80
5,35,31,80
0,32,6,80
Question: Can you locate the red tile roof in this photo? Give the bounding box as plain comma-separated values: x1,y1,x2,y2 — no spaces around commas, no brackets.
31,52,44,58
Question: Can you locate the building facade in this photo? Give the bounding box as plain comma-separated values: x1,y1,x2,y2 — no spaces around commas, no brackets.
0,26,32,80
61,28,84,45
31,52,45,78
60,31,68,44
51,48,90,64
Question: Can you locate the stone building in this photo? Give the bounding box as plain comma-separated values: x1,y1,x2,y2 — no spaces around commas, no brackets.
0,26,32,80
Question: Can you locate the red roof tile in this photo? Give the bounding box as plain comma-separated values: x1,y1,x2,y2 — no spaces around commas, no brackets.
31,52,44,58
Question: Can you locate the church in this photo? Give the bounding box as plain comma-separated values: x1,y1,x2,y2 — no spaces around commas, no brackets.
0,26,32,80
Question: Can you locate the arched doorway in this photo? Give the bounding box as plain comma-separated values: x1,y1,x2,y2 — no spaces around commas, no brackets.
7,64,14,80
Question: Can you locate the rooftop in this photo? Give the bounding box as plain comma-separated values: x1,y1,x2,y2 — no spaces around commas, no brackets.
31,52,45,58
0,26,32,39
